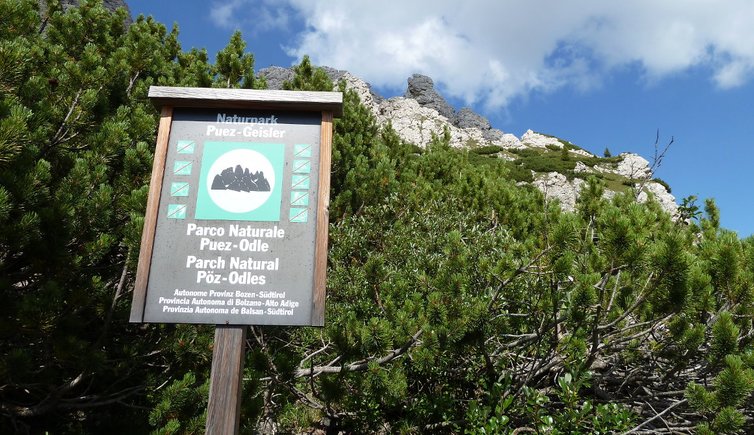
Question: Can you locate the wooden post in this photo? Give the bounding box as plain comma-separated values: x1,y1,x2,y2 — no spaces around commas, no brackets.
311,111,333,326
206,326,247,435
129,105,173,323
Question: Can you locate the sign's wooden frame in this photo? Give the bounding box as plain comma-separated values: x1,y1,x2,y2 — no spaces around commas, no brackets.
129,86,342,327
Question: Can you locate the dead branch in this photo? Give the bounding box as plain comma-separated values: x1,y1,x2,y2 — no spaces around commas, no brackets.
50,88,83,148
635,130,674,197
621,399,687,434
489,247,552,310
97,252,130,347
293,329,423,378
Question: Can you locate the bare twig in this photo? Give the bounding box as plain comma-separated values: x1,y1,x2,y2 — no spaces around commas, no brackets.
126,71,140,97
253,330,423,383
50,88,84,148
620,399,687,434
598,272,654,331
645,400,673,432
293,329,423,378
488,247,552,310
605,270,621,315
97,252,130,347
635,130,674,197
1,384,145,417
298,342,332,368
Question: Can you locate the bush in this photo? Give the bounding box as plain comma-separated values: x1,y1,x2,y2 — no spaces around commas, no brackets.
471,144,504,155
514,150,576,173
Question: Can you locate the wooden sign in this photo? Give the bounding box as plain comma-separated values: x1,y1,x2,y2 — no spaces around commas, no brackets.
129,86,342,327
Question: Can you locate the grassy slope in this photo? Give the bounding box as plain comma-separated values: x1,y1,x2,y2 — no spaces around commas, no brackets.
466,139,638,194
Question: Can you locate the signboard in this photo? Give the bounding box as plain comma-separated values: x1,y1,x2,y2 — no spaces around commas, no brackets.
130,87,342,326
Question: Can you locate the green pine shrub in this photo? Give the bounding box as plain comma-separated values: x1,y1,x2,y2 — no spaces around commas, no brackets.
3,2,754,434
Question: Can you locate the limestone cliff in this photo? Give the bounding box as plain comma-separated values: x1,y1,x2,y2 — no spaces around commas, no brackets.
260,66,678,217
258,67,677,216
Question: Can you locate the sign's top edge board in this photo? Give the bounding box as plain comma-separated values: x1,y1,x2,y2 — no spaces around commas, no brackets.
148,86,343,117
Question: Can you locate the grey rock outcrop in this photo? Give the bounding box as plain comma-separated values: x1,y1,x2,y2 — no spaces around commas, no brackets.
521,129,596,158
258,66,348,91
272,68,522,150
257,67,508,147
521,130,563,149
320,66,348,84
616,153,652,179
258,66,294,91
337,72,381,112
638,181,678,216
534,173,677,216
404,74,455,120
98,0,131,14
376,95,523,150
574,161,590,173
379,97,453,146
259,66,385,107
533,173,585,211
455,108,504,141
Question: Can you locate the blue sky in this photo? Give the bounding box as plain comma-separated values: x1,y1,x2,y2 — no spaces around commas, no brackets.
128,0,754,237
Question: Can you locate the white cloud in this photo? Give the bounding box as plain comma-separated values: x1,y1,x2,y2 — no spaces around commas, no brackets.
245,0,754,108
254,4,290,33
714,59,754,88
210,0,245,29
211,0,292,33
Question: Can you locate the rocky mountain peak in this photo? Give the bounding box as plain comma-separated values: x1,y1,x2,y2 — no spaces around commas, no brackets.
258,66,294,91
404,74,455,120
258,65,678,216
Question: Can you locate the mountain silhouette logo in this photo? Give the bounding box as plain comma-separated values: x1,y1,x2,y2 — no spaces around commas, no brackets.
195,143,284,221
205,149,275,214
210,164,271,192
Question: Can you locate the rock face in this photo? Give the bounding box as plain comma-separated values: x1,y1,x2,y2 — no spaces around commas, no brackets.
533,173,585,211
638,181,678,216
259,66,523,149
455,108,505,141
404,74,455,120
337,71,508,150
258,66,294,91
616,153,652,179
378,96,523,150
379,97,450,147
339,71,383,110
521,130,595,158
521,130,564,149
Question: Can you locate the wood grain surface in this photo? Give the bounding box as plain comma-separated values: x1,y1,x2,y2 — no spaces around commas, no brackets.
148,86,343,117
206,326,247,434
311,111,333,326
130,106,173,323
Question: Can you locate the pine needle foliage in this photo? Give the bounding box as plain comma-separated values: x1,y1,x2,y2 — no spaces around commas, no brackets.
3,1,754,433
